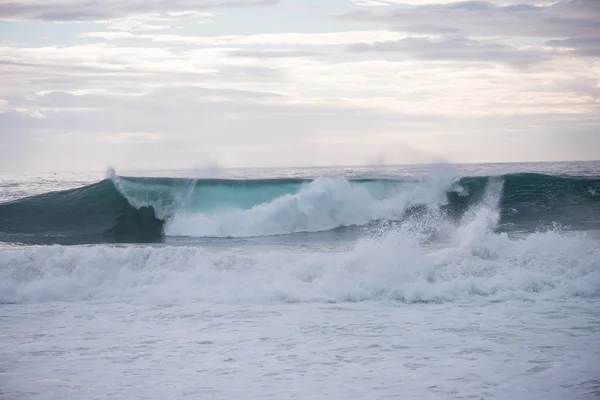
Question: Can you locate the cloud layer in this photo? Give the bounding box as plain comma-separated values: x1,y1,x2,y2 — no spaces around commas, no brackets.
0,0,278,21
0,0,598,171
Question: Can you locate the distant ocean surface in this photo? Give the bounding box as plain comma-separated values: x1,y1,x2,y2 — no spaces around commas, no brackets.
1,162,599,399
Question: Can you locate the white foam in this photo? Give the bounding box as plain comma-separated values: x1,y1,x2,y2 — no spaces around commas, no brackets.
108,165,464,238
1,224,598,305
164,174,460,238
3,177,598,304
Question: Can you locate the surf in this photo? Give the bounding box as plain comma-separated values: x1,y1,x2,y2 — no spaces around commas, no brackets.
2,188,599,304
0,175,164,244
0,168,598,244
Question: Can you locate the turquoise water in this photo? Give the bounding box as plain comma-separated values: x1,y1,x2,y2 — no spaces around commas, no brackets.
1,162,599,245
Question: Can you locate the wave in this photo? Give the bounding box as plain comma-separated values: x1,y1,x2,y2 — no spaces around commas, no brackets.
0,168,599,244
1,196,598,304
0,176,164,245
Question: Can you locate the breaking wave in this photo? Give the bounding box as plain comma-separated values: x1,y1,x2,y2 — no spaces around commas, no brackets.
0,168,599,244
1,183,598,304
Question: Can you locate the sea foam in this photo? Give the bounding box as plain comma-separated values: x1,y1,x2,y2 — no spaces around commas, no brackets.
2,194,598,304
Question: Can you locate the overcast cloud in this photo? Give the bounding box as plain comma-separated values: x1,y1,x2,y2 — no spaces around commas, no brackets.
0,0,598,172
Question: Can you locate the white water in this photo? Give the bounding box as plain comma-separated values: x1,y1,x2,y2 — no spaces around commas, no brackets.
115,171,461,238
1,223,599,306
2,182,599,304
2,219,600,399
4,300,600,400
3,166,600,399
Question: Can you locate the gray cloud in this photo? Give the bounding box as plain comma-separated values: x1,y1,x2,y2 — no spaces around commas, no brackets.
0,0,279,22
0,47,287,102
547,37,600,58
33,87,284,109
341,1,600,38
347,36,550,68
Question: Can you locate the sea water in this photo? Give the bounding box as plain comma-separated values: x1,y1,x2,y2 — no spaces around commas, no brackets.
1,162,599,399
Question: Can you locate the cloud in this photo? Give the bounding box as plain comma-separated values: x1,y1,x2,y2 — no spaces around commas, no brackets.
1,39,597,119
32,130,164,144
80,30,408,46
1,0,599,171
351,0,560,5
546,37,600,58
341,1,600,38
106,19,172,32
227,50,325,59
2,76,599,172
0,0,279,22
347,36,550,68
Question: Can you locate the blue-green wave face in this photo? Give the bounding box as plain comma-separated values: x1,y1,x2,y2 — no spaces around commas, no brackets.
112,176,310,216
0,172,599,244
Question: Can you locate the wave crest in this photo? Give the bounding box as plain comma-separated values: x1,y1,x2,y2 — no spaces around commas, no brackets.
1,169,599,244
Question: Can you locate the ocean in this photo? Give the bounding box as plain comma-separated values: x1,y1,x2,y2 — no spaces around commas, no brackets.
1,161,599,399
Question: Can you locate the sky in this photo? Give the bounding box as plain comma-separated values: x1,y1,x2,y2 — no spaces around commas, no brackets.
0,0,599,172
